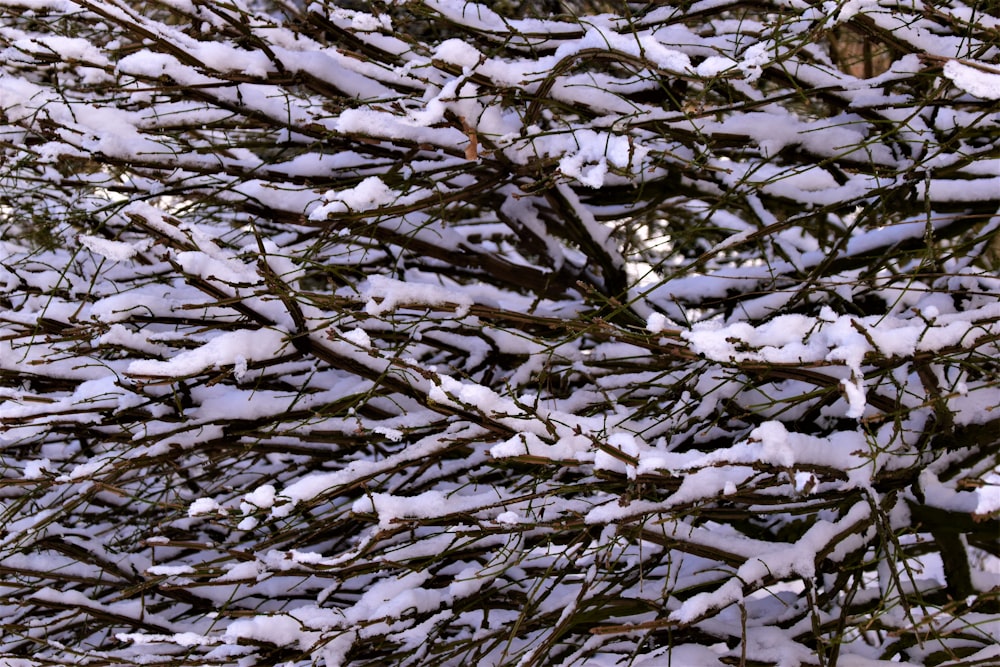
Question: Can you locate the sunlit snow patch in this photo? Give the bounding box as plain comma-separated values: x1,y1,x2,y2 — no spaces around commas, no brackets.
944,60,1000,100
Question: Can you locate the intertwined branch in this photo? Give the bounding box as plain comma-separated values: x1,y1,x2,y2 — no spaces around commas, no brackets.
1,0,998,665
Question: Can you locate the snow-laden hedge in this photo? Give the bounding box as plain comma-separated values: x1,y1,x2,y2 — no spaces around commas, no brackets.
1,0,998,664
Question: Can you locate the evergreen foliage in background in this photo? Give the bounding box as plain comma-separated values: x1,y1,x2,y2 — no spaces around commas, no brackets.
0,0,998,664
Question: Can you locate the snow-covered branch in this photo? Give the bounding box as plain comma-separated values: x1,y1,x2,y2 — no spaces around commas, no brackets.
1,0,998,664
